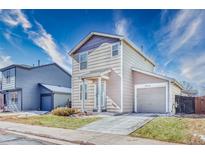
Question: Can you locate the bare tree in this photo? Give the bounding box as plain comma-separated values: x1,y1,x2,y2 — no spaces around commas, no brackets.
180,81,198,96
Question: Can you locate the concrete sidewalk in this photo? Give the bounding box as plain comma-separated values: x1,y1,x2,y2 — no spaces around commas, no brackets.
0,121,175,145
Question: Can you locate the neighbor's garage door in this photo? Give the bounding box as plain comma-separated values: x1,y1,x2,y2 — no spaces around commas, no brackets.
41,94,53,111
137,87,166,113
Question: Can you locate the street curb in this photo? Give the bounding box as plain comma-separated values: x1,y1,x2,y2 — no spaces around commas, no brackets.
3,128,95,145
4,130,74,145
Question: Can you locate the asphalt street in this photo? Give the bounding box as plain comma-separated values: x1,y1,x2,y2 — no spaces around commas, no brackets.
0,129,53,145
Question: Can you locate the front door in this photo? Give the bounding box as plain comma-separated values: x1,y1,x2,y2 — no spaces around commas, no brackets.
5,91,22,111
94,81,106,111
41,94,53,111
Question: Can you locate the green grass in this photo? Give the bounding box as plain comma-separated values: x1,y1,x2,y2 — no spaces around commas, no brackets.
0,115,100,129
130,117,205,144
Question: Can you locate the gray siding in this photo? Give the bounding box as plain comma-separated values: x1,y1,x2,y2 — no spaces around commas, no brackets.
16,64,71,110
122,42,155,112
54,93,71,108
2,68,16,90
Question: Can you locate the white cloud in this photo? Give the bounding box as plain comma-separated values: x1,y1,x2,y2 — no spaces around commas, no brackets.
27,21,72,72
0,54,13,69
155,10,205,95
115,18,129,37
169,16,201,54
0,10,71,73
113,11,130,37
180,52,205,84
157,10,203,55
0,10,31,30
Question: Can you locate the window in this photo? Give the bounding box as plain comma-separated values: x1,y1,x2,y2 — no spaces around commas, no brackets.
11,92,18,103
80,84,87,101
112,43,120,57
6,70,11,84
79,52,88,70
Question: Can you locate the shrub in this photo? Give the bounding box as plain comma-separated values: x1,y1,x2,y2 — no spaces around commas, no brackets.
51,107,80,116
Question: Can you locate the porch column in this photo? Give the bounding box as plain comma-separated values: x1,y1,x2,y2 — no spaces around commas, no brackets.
97,77,102,112
82,79,85,112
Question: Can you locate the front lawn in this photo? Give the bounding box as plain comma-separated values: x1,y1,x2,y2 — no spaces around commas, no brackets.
0,115,100,129
130,117,205,144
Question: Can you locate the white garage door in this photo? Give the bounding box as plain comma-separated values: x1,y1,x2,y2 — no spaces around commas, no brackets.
135,83,168,113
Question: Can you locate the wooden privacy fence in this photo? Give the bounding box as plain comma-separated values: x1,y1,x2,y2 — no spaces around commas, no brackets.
176,95,205,114
195,96,205,114
175,95,195,114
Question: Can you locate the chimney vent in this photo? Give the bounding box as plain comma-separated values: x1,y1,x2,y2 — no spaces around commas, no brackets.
38,60,40,66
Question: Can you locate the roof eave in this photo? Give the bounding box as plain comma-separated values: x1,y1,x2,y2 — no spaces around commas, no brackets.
68,32,123,56
122,38,155,66
68,32,155,67
171,80,184,90
132,67,172,81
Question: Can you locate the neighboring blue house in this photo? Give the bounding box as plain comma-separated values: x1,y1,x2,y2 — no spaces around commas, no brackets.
0,63,72,112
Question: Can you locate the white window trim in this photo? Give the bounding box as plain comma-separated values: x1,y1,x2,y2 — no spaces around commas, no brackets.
6,70,11,84
79,82,88,101
79,52,88,71
94,81,107,110
134,82,169,113
111,42,121,58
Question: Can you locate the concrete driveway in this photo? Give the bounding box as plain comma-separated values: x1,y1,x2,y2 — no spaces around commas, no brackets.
78,114,154,135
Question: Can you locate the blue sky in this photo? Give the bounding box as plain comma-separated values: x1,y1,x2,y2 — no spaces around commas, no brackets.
0,10,205,94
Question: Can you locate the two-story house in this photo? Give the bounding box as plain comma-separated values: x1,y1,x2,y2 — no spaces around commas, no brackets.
0,63,71,112
69,32,183,114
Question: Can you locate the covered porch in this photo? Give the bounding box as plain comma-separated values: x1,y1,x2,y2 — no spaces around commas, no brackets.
80,69,114,113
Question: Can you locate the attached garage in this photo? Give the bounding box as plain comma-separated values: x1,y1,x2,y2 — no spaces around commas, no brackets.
135,83,168,113
39,84,71,111
132,68,183,114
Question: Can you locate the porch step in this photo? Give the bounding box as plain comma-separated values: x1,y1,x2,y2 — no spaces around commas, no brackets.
106,102,120,113
5,103,20,112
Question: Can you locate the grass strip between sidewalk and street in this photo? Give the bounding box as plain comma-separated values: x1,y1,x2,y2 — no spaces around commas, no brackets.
0,115,100,130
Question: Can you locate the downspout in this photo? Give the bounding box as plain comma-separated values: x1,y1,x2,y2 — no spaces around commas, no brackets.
168,81,172,113
82,79,85,112
97,77,102,112
120,40,124,113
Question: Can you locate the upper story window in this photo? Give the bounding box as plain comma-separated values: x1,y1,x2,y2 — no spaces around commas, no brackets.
112,43,120,57
79,52,88,70
6,70,11,84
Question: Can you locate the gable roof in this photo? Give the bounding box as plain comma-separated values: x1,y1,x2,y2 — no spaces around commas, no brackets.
132,67,184,90
0,63,71,77
68,32,155,66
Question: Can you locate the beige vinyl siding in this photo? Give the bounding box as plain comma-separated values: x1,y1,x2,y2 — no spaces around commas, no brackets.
122,42,155,112
133,71,167,84
171,83,182,113
72,43,121,112
133,71,169,113
2,68,16,90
